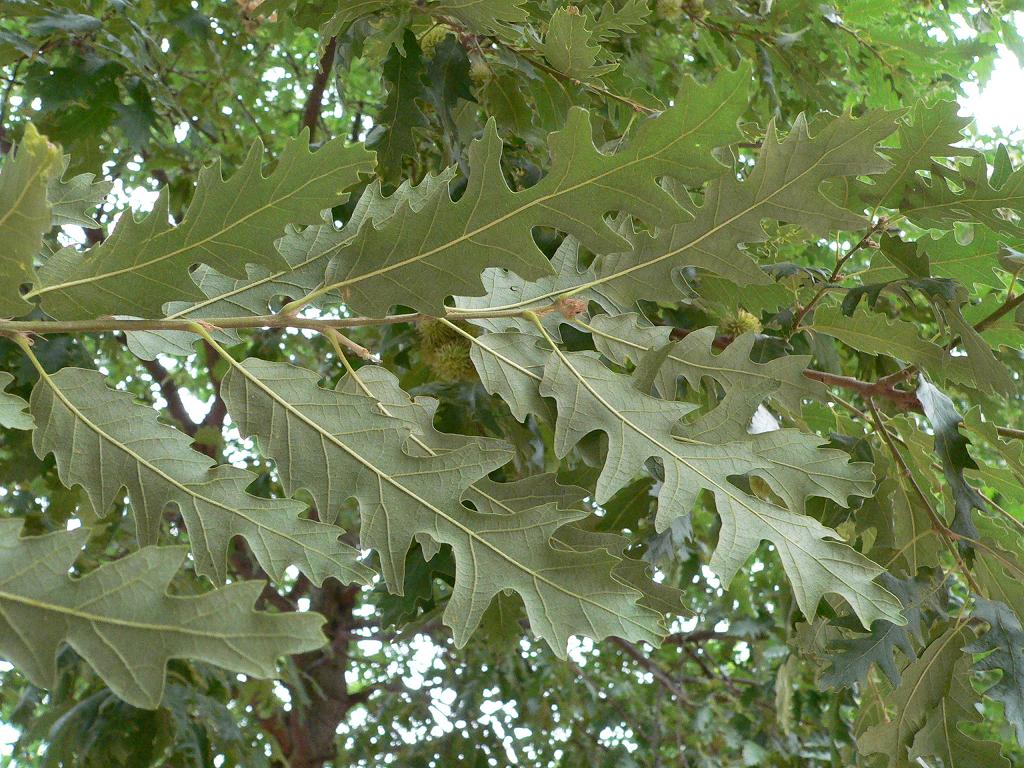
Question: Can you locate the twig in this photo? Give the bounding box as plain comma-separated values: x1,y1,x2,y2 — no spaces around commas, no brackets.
610,637,692,705
972,289,1024,334
792,221,885,330
300,36,338,141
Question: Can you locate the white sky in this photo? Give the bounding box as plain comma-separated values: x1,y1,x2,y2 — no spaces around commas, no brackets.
962,46,1024,138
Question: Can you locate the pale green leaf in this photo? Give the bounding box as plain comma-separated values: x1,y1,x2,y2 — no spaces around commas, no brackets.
0,124,62,319
220,358,665,654
123,172,455,359
468,330,553,423
0,519,325,709
588,315,826,412
29,366,371,587
321,67,751,315
538,348,901,627
47,157,112,228
34,133,374,319
0,372,31,430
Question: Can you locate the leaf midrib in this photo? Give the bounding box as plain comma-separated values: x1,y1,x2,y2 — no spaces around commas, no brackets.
0,579,286,639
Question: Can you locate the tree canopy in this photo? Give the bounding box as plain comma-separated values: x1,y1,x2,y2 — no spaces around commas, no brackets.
1,0,1024,766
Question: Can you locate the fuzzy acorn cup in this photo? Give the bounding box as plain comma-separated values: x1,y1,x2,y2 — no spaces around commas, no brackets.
718,309,762,337
418,318,477,381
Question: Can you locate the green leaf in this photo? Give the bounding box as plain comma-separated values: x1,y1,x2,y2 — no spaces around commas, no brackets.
967,597,1024,746
859,454,943,577
33,133,374,319
810,305,969,386
868,227,1007,290
848,99,972,212
431,0,528,35
941,298,1015,395
317,0,391,37
220,357,665,654
47,156,112,228
588,314,827,412
469,330,553,423
0,124,62,319
540,6,617,79
538,347,901,628
321,67,751,315
858,624,973,763
28,365,371,587
916,378,988,540
0,519,325,709
331,368,681,618
582,110,897,311
369,29,428,181
909,655,1011,768
590,0,650,43
821,571,942,688
0,372,32,430
903,151,1024,239
120,172,456,359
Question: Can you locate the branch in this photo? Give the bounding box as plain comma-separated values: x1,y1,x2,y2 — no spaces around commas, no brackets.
609,637,692,705
0,303,564,335
115,334,199,436
300,37,338,141
802,369,921,411
972,289,1024,334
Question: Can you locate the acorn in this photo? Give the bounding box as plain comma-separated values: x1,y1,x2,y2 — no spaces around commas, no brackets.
683,0,708,19
417,318,457,349
426,341,476,381
656,0,684,20
719,309,762,337
419,24,451,57
418,319,477,381
469,55,491,87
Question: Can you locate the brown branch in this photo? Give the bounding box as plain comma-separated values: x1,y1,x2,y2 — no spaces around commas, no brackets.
802,369,922,411
300,37,338,141
973,289,1024,334
201,340,227,431
115,334,199,436
609,637,692,705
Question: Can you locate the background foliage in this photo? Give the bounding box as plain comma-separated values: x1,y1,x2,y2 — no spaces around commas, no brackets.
1,0,1024,766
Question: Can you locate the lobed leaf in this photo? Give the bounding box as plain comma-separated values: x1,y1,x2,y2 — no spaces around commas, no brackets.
33,132,374,319
320,67,751,315
221,358,665,654
0,124,62,319
0,519,325,709
538,347,901,628
28,365,371,587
